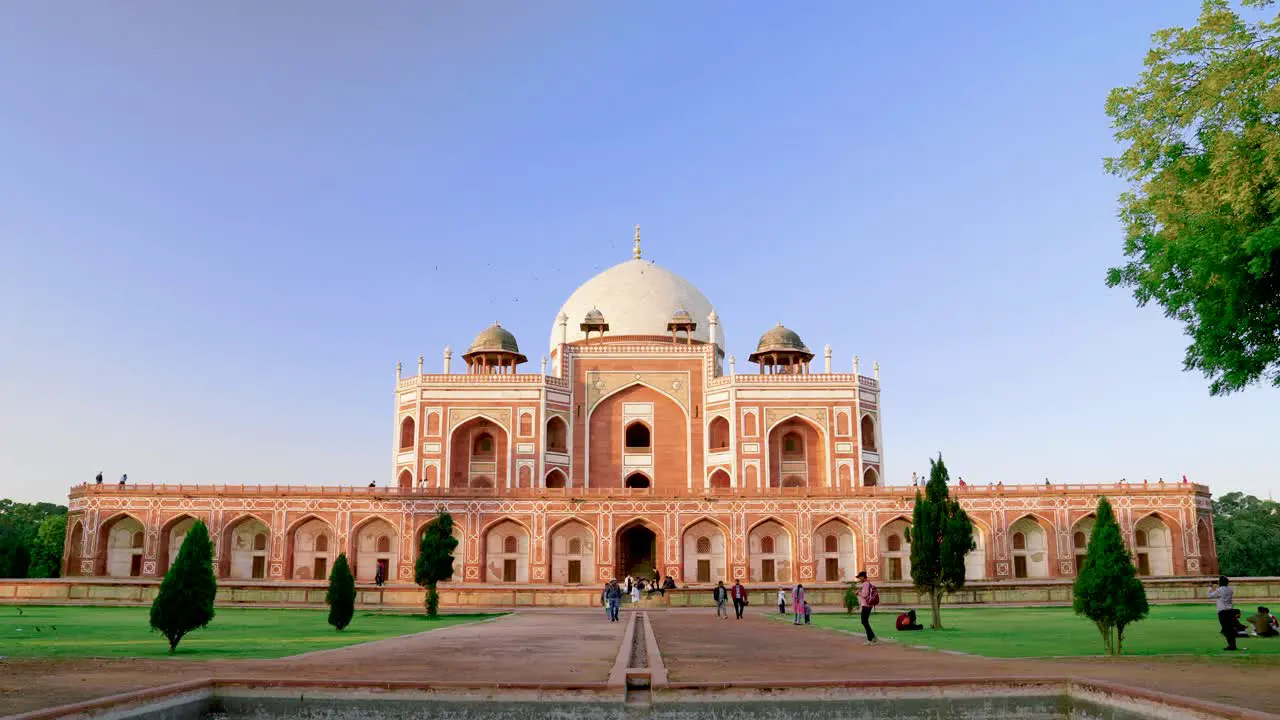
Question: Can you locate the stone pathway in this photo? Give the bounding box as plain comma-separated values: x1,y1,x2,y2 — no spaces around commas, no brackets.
5,608,1280,717
648,608,1280,714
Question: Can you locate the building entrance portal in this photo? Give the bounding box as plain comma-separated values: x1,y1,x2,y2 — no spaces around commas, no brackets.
617,524,657,579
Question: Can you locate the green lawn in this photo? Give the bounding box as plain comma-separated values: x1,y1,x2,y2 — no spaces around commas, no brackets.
809,604,1280,659
0,605,499,659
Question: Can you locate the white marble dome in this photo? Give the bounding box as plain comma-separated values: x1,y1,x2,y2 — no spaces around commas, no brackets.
550,258,723,354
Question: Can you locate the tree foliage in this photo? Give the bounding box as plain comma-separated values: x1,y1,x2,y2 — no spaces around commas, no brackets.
28,514,67,578
0,500,68,578
149,520,217,653
415,512,458,618
1072,497,1150,655
908,455,975,630
326,553,356,631
1105,0,1280,395
1214,491,1280,575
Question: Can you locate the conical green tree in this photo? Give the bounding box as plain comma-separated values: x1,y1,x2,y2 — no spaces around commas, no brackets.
149,520,217,653
1072,497,1149,655
909,454,975,629
415,512,458,618
326,553,355,631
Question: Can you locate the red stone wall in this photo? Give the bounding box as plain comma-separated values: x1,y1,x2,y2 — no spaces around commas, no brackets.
588,384,687,490
766,417,827,488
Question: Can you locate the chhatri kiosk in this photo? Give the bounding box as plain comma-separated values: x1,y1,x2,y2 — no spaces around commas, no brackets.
64,229,1216,595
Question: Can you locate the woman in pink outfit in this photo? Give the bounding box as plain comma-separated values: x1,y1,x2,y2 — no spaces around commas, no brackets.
791,584,806,625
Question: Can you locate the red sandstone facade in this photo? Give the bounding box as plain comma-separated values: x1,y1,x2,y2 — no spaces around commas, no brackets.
61,239,1218,587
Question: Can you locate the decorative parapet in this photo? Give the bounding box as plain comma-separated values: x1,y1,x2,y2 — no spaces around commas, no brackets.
67,481,1211,503
396,374,568,391
706,373,878,390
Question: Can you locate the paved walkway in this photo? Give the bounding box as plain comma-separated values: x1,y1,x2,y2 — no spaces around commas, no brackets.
0,611,624,716
649,608,1280,714
5,608,1280,717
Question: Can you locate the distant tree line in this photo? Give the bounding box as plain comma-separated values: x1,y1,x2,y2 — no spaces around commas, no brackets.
0,500,67,578
1214,492,1280,578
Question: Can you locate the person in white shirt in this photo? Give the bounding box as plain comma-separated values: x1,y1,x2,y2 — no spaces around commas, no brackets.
1208,575,1238,651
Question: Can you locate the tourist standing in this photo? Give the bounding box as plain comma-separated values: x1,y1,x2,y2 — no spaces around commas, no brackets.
713,580,729,619
791,584,806,626
631,579,642,604
1210,575,1238,651
730,579,748,619
777,586,788,615
856,571,878,644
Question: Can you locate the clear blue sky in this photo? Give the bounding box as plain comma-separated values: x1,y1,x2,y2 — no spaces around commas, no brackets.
1,1,1275,505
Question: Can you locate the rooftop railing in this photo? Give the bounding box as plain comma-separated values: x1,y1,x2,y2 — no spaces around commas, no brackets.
397,374,569,390
69,481,1208,500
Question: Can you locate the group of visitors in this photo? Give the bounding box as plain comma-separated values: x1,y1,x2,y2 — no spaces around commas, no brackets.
601,573,679,621
94,472,127,485
711,580,751,619
1210,576,1279,650
773,583,813,625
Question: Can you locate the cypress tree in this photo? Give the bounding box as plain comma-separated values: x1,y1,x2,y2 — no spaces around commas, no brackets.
909,454,975,629
1073,496,1149,655
326,553,356,630
415,512,458,618
149,520,217,653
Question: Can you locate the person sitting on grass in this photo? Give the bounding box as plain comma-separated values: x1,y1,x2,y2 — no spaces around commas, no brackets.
896,609,924,631
1248,607,1279,638
1231,609,1250,637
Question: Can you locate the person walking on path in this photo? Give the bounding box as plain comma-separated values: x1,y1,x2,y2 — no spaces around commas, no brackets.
730,579,748,619
713,580,730,619
791,584,806,625
1210,575,1238,651
777,587,788,615
602,580,622,622
856,571,878,644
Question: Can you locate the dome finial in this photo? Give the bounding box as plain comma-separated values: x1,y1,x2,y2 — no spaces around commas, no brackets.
633,224,642,260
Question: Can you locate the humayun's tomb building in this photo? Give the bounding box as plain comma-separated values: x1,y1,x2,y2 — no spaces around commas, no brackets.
59,230,1218,597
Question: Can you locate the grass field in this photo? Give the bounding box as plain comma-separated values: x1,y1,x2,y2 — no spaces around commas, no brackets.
0,605,498,659
808,604,1280,659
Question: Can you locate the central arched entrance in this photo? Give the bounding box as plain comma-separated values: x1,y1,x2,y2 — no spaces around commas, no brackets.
616,522,657,579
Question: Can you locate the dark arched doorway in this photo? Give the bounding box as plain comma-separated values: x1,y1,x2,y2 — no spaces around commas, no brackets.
617,522,657,579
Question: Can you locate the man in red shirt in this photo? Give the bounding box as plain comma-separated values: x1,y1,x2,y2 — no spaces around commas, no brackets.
730,579,749,619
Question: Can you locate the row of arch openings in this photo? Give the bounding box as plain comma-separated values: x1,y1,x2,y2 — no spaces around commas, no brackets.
84,513,463,583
